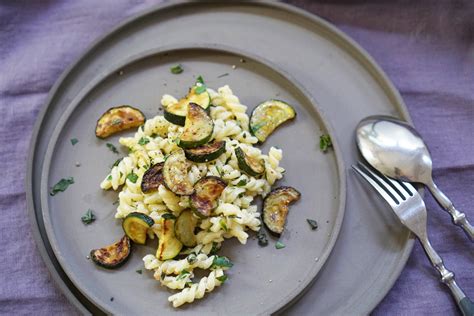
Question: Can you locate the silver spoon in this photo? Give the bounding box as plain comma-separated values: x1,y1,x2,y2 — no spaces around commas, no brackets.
356,115,473,241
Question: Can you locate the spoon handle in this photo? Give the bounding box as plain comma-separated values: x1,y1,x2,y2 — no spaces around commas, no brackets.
427,181,474,241
418,237,474,316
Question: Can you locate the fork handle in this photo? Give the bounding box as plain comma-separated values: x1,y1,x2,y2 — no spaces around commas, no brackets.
419,237,474,316
427,181,474,242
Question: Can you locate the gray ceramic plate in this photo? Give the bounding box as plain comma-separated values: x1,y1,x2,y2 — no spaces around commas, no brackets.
41,45,345,315
26,1,414,315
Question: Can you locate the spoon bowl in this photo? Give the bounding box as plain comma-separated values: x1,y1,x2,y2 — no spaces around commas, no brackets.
356,115,433,185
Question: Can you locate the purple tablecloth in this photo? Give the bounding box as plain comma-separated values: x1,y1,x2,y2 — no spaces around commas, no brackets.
1,1,472,315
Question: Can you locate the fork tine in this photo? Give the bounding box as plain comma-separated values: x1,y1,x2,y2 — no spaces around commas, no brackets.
369,167,407,201
397,179,418,196
351,164,398,208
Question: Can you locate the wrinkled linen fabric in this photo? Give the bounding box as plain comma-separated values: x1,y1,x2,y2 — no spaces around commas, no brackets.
0,1,472,315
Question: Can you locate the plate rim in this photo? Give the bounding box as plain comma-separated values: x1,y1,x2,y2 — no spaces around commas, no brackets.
39,44,347,315
25,1,414,314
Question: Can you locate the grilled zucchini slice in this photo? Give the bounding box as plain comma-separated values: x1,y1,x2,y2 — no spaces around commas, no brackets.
175,210,198,247
191,176,227,218
164,86,211,126
95,106,145,138
235,147,264,177
263,186,301,235
178,103,214,149
249,100,296,142
163,149,194,195
184,141,226,163
90,235,131,269
157,216,183,260
122,212,154,244
141,162,164,193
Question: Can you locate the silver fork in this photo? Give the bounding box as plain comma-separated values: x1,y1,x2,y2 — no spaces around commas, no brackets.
352,162,474,316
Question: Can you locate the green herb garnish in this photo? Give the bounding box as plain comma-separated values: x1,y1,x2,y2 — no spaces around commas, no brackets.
219,218,228,231
257,228,268,247
176,270,191,280
194,84,207,94
216,275,228,283
138,137,150,145
107,175,112,181
307,219,318,230
106,143,119,154
209,242,221,255
212,256,233,268
127,172,138,183
236,179,247,187
196,75,205,84
81,209,96,225
275,241,285,249
50,177,74,196
319,134,332,153
170,64,183,74
70,138,79,146
112,158,123,168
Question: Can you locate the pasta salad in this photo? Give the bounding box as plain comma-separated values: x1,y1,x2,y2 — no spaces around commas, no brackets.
92,80,300,308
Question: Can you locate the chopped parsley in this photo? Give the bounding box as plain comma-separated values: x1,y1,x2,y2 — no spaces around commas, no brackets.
106,142,119,154
176,270,191,280
275,241,285,249
217,73,229,78
212,256,233,268
81,209,96,225
194,84,207,94
170,64,183,74
107,174,112,181
307,219,318,230
127,172,138,183
112,158,123,168
319,134,332,153
209,242,221,255
50,177,74,196
216,275,228,283
257,228,268,247
219,218,228,231
195,75,205,84
135,269,142,274
236,179,247,187
70,138,79,146
138,137,150,145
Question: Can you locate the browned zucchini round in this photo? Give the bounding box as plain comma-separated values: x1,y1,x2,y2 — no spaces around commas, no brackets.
90,235,131,269
178,103,214,149
184,141,226,163
163,149,194,195
191,176,227,218
157,217,183,260
263,186,301,235
141,162,164,193
235,147,264,177
95,106,145,138
249,100,296,143
175,210,198,247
